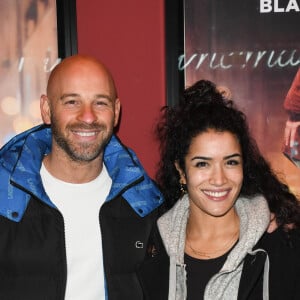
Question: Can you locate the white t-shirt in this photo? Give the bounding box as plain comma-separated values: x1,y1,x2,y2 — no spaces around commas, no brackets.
40,163,112,300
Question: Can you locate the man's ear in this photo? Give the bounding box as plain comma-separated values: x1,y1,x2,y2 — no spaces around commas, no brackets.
113,98,121,127
40,95,51,124
174,161,186,184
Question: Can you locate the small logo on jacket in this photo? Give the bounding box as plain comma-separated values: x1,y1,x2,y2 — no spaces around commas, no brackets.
135,241,144,248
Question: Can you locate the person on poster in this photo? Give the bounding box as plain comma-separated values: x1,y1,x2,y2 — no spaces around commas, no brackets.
283,68,300,163
0,55,164,300
138,80,300,299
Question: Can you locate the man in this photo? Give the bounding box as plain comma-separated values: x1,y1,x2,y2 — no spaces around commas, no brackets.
0,55,164,300
283,68,300,166
284,68,300,148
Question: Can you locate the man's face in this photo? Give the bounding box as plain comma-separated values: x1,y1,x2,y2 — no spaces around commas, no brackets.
41,59,120,163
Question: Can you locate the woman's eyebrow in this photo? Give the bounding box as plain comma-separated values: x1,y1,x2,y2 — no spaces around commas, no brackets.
191,153,241,161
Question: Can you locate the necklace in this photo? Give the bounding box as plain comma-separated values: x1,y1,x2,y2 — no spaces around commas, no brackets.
186,229,239,259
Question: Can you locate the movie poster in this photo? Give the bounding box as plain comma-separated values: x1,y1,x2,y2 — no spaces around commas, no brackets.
0,0,59,147
183,0,300,195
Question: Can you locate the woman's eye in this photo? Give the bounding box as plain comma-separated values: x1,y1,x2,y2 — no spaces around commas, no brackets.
195,161,208,168
226,159,240,166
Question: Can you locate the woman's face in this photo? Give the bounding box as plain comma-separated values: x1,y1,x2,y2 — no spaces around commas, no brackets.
176,129,243,218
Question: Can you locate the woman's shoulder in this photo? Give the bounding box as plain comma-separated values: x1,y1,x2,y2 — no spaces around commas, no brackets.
257,226,300,260
257,227,300,298
260,226,300,246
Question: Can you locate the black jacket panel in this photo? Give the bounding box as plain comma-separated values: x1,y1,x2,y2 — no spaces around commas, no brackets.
238,252,266,300
137,225,169,300
0,198,67,300
100,196,164,300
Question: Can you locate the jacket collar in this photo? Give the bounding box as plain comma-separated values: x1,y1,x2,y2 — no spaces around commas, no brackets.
103,134,163,217
0,125,163,222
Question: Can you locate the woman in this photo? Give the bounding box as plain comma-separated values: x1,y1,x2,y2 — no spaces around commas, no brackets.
138,80,300,300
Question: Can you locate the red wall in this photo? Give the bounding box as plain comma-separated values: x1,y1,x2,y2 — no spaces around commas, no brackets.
76,0,166,179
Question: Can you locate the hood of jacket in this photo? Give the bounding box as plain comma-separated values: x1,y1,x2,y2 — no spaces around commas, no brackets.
0,125,163,222
157,194,270,300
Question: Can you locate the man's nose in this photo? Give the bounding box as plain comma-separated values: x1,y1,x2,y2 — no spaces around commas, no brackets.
77,104,97,123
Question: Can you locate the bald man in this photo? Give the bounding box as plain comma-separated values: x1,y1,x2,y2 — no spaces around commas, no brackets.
0,55,164,300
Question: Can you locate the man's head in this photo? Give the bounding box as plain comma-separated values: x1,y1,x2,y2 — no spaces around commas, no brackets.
40,55,120,163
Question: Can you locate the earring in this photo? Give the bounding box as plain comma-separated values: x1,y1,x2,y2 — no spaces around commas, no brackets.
180,183,187,197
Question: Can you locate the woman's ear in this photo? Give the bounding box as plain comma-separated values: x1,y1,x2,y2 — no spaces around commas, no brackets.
174,161,186,184
40,95,51,124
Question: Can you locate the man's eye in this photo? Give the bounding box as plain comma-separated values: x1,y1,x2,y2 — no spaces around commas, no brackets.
96,101,107,106
95,100,110,107
65,100,77,105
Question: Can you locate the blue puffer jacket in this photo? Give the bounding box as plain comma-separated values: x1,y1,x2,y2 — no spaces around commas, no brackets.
0,124,164,300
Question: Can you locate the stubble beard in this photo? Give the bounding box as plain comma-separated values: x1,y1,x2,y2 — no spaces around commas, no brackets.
51,119,113,163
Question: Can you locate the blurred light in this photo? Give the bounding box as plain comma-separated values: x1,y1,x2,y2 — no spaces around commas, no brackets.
1,96,20,116
18,57,24,72
13,115,34,133
29,99,42,119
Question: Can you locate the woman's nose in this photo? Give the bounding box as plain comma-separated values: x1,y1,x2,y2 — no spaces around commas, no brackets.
209,166,227,186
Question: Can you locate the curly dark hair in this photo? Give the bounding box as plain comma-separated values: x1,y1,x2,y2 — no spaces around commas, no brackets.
156,80,300,229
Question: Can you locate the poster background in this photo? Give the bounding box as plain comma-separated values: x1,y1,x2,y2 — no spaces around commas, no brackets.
184,0,300,195
0,0,58,146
